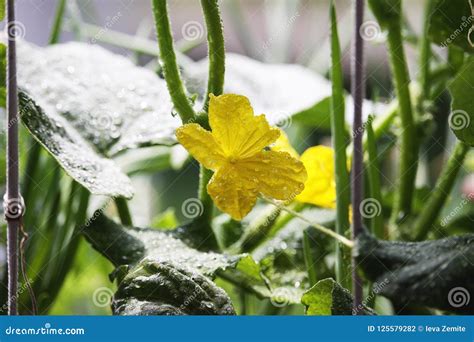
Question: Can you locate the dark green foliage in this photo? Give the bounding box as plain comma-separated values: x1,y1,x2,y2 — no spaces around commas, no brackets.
448,57,474,145
429,0,474,53
356,232,474,314
113,260,235,315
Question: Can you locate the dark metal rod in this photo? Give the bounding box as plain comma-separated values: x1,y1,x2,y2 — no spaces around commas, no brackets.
351,0,365,314
5,0,21,316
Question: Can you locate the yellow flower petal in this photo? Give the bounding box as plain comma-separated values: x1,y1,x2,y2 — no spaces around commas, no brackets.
209,94,280,159
296,146,336,208
238,151,307,200
271,130,299,158
176,123,225,171
207,164,259,220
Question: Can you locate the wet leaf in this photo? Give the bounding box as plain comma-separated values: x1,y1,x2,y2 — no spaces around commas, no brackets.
83,213,273,315
183,54,386,129
302,278,374,315
448,57,474,146
17,41,179,155
113,260,235,315
15,41,181,197
19,93,134,198
355,232,474,314
428,0,474,53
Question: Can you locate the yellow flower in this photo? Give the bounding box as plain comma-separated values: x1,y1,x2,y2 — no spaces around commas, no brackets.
270,131,336,208
176,94,307,220
295,146,336,208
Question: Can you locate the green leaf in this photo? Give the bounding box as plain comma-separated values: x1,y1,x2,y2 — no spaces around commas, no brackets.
151,207,179,230
19,93,133,198
448,57,474,145
114,260,235,315
428,0,474,53
83,213,273,315
0,1,4,22
301,278,374,315
14,41,184,197
0,43,6,107
356,232,474,314
368,0,401,30
17,41,180,155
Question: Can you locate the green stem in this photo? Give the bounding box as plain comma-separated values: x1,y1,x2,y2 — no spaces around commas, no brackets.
48,0,66,44
21,141,41,217
115,197,133,226
366,118,384,239
386,21,418,224
193,165,218,251
413,141,469,240
417,0,434,110
200,0,226,110
193,0,226,236
302,229,318,286
152,0,196,123
264,198,354,248
197,165,214,223
329,3,351,289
